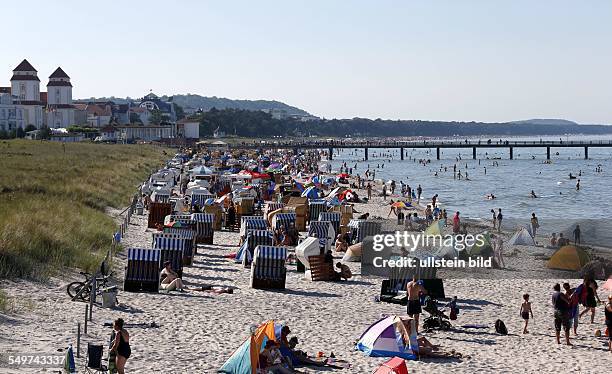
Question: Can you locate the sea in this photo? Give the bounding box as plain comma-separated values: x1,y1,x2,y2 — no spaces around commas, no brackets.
328,134,612,247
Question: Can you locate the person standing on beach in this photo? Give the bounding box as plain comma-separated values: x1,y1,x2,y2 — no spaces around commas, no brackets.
579,279,601,323
530,213,539,238
491,209,497,229
452,211,461,234
563,282,579,335
416,185,422,203
605,295,612,352
432,194,438,208
496,209,503,232
367,183,372,200
110,318,131,374
573,224,581,245
551,283,572,345
520,293,533,334
492,234,505,268
406,276,426,334
382,184,387,201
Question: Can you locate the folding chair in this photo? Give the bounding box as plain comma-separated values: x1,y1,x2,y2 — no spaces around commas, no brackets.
85,343,107,373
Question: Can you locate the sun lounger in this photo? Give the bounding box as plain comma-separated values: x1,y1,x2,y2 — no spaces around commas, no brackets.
250,245,287,289
191,213,215,245
147,202,172,228
318,212,341,235
152,233,186,278
307,255,338,281
124,248,160,292
307,220,336,252
162,227,196,265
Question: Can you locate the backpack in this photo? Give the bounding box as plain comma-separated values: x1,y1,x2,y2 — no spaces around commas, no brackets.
495,319,508,335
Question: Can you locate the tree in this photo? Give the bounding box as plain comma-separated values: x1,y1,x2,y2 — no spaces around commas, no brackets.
16,127,25,138
129,112,141,124
0,130,8,139
39,126,51,140
173,103,185,120
24,124,37,132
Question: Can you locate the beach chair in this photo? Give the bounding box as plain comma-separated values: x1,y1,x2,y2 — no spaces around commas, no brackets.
307,220,336,252
271,212,296,231
308,200,327,223
235,229,274,264
264,202,284,220
162,227,196,265
380,256,442,303
124,248,160,292
191,212,215,245
151,191,171,203
167,214,195,227
307,255,337,281
191,192,215,209
152,233,186,278
239,216,268,242
348,219,382,244
317,212,341,235
147,202,172,228
85,343,107,373
250,245,287,289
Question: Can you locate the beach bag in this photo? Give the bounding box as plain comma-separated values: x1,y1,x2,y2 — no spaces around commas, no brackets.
495,319,508,335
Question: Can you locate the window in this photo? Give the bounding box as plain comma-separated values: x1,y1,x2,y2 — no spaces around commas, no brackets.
0,109,5,119
20,83,26,99
56,89,61,103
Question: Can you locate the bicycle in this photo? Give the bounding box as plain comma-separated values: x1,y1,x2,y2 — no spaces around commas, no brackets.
66,271,114,301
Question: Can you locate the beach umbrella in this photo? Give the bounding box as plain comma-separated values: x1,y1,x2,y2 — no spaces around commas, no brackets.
301,186,319,199
190,165,213,174
391,201,408,209
337,173,350,178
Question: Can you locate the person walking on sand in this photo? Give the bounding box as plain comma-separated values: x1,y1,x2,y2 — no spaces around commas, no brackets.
367,182,372,200
110,318,131,374
520,293,534,334
551,283,572,345
579,279,601,323
573,224,581,245
382,184,387,200
496,208,503,232
406,275,426,334
530,213,539,238
563,282,579,335
416,184,422,203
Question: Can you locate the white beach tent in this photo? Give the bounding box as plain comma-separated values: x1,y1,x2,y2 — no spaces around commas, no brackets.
342,242,362,262
295,237,321,270
508,227,536,246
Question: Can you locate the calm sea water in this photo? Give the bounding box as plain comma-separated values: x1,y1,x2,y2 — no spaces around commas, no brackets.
329,135,612,245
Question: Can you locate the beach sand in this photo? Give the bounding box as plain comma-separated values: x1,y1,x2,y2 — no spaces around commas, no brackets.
1,196,611,373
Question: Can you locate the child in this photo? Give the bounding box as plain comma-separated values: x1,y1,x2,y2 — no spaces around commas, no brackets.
446,296,459,320
520,293,534,334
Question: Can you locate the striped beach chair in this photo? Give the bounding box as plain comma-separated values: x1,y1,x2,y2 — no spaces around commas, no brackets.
381,255,443,302
307,220,336,252
308,200,327,223
152,233,186,278
271,212,296,231
240,216,268,241
162,227,196,265
124,248,160,292
318,212,341,235
191,192,215,209
152,192,171,203
235,229,274,264
147,202,172,228
264,202,284,220
167,214,195,227
250,245,287,289
191,213,215,245
348,219,382,244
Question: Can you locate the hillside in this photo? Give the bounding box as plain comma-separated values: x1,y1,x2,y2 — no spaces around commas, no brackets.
509,118,579,126
0,140,167,280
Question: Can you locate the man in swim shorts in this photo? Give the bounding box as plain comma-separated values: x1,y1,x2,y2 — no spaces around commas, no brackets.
406,275,427,334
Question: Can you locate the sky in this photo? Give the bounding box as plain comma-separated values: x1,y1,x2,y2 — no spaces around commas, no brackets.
3,0,612,123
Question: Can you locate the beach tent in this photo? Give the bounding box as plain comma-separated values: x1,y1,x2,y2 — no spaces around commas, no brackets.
547,245,591,271
218,320,277,374
425,220,444,236
342,243,362,262
508,227,536,246
374,357,408,374
434,239,458,260
602,277,612,291
469,232,493,258
356,315,418,360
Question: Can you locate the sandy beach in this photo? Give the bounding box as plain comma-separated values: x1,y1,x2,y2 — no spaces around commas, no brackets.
1,188,611,373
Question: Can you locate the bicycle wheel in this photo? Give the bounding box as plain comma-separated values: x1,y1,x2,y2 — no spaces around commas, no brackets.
66,282,90,301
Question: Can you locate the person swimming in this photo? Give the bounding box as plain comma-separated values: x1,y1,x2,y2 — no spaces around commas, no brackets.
530,190,538,198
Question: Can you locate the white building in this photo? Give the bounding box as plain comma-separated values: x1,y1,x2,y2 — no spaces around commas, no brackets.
0,93,25,132
10,59,44,128
177,118,199,139
46,67,75,128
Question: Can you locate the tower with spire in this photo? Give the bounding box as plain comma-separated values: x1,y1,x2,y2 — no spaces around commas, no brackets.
46,67,74,128
10,59,44,128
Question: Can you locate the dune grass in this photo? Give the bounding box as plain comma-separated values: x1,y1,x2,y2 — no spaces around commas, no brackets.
0,140,168,280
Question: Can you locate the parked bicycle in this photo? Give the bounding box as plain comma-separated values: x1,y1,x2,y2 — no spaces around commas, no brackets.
66,271,114,301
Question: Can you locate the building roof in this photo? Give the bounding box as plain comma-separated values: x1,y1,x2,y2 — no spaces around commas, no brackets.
73,103,88,111
49,67,70,79
47,80,73,87
13,59,37,72
10,74,40,82
177,118,200,124
48,104,74,109
100,125,117,132
17,100,44,105
86,104,112,116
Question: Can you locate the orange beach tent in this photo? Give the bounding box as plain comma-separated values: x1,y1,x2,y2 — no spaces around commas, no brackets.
547,245,590,271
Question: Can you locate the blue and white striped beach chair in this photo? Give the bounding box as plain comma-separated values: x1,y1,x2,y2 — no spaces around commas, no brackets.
235,229,274,264
152,233,186,278
162,227,196,265
124,248,161,292
152,192,171,203
348,219,382,244
264,202,284,220
308,220,336,252
318,212,341,235
250,245,287,289
191,213,215,245
239,216,268,241
308,200,327,223
191,192,215,209
271,212,296,231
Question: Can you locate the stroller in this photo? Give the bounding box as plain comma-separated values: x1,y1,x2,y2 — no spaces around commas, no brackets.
422,296,452,331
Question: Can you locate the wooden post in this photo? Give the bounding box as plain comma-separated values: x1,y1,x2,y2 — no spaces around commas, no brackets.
77,323,81,358
400,147,404,160
89,277,95,321
84,305,88,334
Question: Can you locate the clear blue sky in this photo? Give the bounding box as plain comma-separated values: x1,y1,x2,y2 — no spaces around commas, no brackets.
3,0,611,123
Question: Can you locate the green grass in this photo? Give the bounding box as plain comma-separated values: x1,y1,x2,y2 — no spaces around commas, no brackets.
0,140,168,280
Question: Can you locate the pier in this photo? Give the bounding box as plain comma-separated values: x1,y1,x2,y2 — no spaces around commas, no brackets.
228,139,612,160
